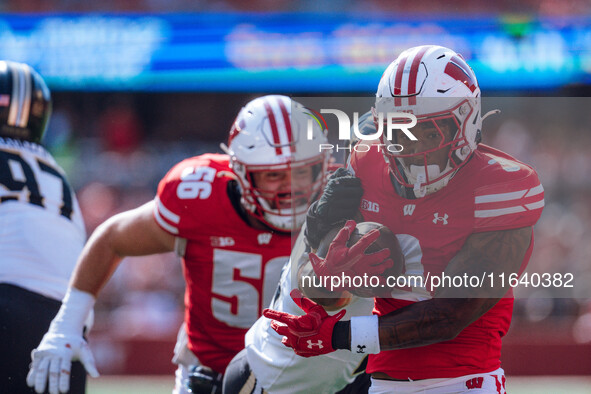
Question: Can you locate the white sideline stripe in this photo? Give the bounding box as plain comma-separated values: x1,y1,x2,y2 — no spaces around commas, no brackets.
526,200,545,210
475,197,544,218
154,209,179,235
475,190,525,204
525,184,544,197
475,183,543,204
475,206,525,218
156,197,180,224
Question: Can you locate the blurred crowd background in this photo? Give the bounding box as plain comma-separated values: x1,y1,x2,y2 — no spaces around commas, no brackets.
1,0,590,376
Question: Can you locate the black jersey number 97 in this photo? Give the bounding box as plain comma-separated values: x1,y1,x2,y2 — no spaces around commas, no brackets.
0,150,74,220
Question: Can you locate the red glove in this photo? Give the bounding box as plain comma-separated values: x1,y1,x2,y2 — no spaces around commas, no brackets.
309,220,393,292
263,289,346,357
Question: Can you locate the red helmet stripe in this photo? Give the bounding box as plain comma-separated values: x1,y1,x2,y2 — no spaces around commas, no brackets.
393,52,409,107
407,46,430,105
444,56,477,92
263,100,283,155
227,118,240,145
277,97,295,153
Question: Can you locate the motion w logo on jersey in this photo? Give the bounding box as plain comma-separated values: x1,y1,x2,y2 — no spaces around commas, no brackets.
257,233,272,245
403,204,416,216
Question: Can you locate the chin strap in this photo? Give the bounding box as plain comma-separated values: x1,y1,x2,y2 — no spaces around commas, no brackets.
413,173,427,198
219,142,230,154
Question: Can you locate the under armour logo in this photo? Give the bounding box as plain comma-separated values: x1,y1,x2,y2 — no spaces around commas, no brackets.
403,204,416,216
307,340,324,349
356,345,366,354
433,213,448,225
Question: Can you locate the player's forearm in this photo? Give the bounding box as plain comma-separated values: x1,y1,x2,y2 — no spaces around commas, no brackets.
333,297,496,351
70,202,175,296
361,228,533,350
376,298,476,350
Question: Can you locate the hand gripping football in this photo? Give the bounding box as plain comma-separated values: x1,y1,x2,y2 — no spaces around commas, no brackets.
319,221,405,297
348,222,404,275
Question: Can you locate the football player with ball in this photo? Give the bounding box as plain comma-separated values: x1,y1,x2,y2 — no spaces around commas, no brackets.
265,45,544,393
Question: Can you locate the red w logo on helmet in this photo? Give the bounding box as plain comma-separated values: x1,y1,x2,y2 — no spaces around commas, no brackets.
444,56,477,93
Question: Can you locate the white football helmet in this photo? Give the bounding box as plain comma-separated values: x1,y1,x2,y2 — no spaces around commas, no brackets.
374,45,495,198
224,95,329,232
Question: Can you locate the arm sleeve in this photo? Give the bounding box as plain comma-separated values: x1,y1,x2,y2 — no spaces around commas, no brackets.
153,159,212,238
473,167,544,232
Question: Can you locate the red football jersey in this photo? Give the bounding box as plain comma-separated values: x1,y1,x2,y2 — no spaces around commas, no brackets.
349,144,544,380
153,153,292,373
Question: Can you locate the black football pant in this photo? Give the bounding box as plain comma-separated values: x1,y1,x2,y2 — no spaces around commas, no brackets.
0,283,87,394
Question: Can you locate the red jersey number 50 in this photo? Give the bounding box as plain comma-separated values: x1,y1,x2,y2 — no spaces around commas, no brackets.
211,249,288,328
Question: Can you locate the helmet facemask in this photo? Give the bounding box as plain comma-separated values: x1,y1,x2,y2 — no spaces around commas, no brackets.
234,157,326,232
378,98,479,198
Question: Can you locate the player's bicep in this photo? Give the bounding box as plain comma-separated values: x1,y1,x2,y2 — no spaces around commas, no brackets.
437,226,532,302
72,201,176,295
108,200,176,256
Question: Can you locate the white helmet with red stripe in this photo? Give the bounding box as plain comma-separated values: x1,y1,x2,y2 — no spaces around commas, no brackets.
225,95,329,232
375,45,492,198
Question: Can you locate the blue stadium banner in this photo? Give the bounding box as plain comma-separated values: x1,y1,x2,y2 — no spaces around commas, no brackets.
0,13,589,92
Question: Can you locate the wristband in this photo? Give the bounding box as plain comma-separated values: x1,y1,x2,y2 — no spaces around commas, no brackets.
350,315,380,355
48,287,96,336
331,321,351,350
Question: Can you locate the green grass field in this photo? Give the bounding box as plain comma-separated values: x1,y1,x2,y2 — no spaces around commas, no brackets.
87,375,591,394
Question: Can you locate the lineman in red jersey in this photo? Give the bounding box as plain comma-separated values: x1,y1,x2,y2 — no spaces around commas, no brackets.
264,46,544,393
27,95,329,394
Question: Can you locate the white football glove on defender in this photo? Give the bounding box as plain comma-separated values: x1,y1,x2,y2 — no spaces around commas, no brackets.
27,288,99,394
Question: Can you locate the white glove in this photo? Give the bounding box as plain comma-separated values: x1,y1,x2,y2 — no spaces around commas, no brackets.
26,288,99,394
27,332,99,393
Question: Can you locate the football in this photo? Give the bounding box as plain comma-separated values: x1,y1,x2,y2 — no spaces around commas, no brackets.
347,221,404,277
346,222,405,297
315,221,405,298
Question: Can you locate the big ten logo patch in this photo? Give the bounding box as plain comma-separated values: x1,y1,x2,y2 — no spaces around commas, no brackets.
361,199,380,213
210,236,235,247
